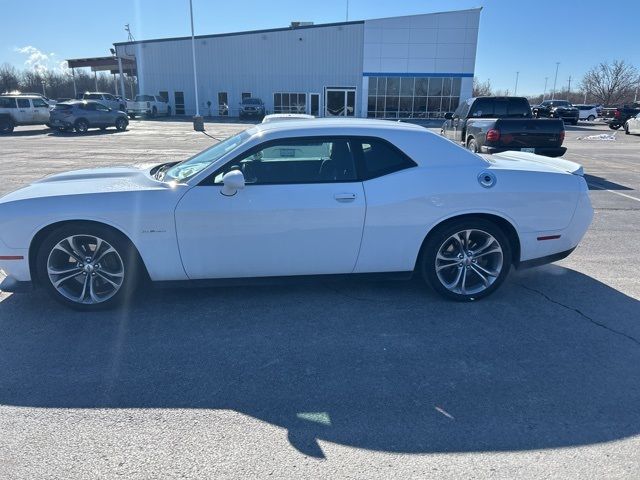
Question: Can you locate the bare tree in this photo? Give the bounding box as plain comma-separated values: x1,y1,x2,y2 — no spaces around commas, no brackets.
473,78,492,97
581,60,639,106
0,63,20,93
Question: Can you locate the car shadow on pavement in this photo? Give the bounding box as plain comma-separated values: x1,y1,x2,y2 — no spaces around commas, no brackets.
584,174,634,191
0,266,639,459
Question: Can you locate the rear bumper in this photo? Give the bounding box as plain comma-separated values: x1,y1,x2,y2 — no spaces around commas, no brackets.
482,146,567,157
517,248,576,269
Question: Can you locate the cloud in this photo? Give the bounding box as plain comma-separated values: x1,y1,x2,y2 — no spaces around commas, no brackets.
14,46,68,74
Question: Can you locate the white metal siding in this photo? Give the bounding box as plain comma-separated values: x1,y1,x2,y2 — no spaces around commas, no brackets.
117,23,364,116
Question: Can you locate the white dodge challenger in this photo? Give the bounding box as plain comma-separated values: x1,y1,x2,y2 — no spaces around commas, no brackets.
0,119,593,309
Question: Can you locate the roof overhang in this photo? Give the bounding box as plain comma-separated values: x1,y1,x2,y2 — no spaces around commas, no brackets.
65,56,137,75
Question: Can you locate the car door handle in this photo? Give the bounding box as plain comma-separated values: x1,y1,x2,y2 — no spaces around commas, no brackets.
334,193,356,202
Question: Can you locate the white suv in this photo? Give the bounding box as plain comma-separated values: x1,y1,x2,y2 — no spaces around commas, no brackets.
0,95,51,133
81,92,126,112
575,104,599,122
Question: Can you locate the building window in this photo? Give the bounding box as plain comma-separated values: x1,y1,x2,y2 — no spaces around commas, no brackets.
174,91,185,115
273,93,307,113
366,76,462,119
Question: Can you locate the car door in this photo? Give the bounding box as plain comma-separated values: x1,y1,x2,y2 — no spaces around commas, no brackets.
94,102,112,125
31,97,50,123
174,137,366,279
15,98,34,124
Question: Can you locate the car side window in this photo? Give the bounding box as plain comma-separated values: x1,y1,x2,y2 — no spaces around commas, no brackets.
81,103,97,111
104,94,115,101
0,98,17,108
32,98,48,108
353,138,417,180
212,138,357,185
17,99,31,108
95,103,110,112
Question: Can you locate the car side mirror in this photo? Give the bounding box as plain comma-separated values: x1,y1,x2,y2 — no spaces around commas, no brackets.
444,112,454,120
221,170,245,196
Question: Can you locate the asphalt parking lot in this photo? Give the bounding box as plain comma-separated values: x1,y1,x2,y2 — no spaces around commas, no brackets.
1,119,639,479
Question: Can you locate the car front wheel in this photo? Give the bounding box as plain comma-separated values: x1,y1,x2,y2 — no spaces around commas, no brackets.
37,224,143,310
115,117,128,131
421,219,512,301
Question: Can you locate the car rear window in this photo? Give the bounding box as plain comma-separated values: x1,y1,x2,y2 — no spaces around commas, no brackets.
0,97,17,108
84,94,102,100
470,98,531,118
53,103,73,110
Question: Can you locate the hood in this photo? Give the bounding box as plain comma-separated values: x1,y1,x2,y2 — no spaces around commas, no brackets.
0,165,171,204
487,151,584,176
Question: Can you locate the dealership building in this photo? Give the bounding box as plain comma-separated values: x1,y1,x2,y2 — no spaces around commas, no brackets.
112,8,480,118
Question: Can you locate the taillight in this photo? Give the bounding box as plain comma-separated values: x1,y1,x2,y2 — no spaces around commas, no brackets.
559,130,565,144
614,110,621,118
486,129,500,142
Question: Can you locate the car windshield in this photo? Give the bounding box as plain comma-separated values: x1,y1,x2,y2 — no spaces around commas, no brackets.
162,130,252,182
243,98,261,104
135,95,155,102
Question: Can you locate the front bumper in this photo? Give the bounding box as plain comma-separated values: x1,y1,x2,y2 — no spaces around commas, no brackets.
239,110,264,117
482,146,567,157
0,237,30,282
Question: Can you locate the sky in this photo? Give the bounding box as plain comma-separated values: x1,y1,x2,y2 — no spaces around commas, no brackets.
1,0,639,95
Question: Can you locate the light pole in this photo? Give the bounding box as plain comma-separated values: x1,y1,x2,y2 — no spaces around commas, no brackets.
514,71,519,95
189,0,204,131
551,62,559,100
41,79,46,96
542,77,548,101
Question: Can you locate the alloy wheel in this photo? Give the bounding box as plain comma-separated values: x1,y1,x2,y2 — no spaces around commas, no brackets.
434,229,504,295
46,234,125,305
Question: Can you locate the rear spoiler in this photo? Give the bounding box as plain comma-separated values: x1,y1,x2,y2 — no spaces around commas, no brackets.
492,151,584,176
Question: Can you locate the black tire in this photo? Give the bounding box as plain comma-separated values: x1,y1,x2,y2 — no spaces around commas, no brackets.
167,106,172,117
0,118,15,134
129,113,136,119
467,137,478,153
587,115,595,121
420,218,512,301
74,119,89,134
57,127,68,133
625,122,630,135
36,223,144,311
609,124,621,130
115,117,128,131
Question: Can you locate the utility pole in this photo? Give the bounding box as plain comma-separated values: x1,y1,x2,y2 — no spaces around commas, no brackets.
189,0,203,130
551,62,559,100
567,75,572,95
542,77,548,101
514,71,519,95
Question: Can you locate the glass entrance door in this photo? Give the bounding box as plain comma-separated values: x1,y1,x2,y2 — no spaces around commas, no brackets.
325,88,355,117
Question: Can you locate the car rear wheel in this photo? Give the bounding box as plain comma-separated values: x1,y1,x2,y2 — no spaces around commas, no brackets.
467,137,478,153
74,119,89,134
115,117,128,131
36,224,143,310
587,115,595,121
609,124,621,130
625,122,630,135
421,218,512,301
0,119,15,134
128,113,136,119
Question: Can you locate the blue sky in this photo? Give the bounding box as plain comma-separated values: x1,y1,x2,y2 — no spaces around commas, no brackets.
1,0,638,95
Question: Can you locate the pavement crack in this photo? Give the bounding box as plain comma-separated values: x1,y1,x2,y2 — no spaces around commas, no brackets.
517,283,640,347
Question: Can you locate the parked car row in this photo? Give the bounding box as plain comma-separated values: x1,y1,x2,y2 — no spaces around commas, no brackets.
0,93,128,134
600,103,640,130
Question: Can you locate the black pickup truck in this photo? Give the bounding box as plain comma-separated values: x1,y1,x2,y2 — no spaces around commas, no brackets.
531,100,580,125
441,96,567,157
600,104,640,130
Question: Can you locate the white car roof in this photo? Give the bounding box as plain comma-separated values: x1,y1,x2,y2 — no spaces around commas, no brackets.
262,113,315,123
253,118,426,135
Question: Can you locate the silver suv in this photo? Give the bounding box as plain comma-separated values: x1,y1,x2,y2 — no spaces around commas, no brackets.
49,101,129,133
0,95,51,133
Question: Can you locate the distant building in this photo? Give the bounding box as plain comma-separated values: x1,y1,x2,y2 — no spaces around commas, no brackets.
113,8,480,118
